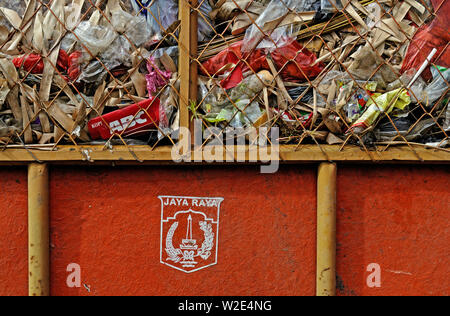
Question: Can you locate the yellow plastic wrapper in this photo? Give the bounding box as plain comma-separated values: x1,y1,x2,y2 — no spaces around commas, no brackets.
349,88,411,133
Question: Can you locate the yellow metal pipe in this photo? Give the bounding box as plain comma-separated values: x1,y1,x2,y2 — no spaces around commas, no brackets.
28,163,50,296
317,162,337,296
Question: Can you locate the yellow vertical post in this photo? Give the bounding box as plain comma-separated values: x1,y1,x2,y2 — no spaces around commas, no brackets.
317,163,337,296
28,163,50,296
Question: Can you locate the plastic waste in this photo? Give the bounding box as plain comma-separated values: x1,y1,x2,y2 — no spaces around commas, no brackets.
274,108,313,130
88,98,161,140
228,71,274,101
349,88,411,133
158,83,179,138
101,35,133,71
425,66,450,105
78,60,107,84
335,80,377,123
242,0,320,53
321,0,343,13
386,69,427,104
211,100,263,128
401,0,450,81
73,22,118,58
374,117,437,142
288,86,326,107
199,71,273,127
444,105,450,131
201,40,324,90
146,57,172,96
13,50,81,82
111,9,151,47
131,0,214,43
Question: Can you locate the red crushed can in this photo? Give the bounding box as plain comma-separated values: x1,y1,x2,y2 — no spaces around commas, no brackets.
88,98,161,140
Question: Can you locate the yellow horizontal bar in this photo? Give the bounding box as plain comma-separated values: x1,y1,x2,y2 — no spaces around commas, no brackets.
0,145,448,164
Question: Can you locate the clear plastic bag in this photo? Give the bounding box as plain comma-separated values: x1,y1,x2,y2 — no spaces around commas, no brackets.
425,67,450,105
198,71,269,127
101,35,132,70
444,105,450,131
158,83,179,139
211,100,263,129
73,21,118,58
111,9,151,47
321,0,343,13
131,0,214,43
77,60,107,84
242,0,320,53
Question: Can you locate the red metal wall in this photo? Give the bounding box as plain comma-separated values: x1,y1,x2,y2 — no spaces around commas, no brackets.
0,165,448,296
49,166,317,296
0,168,28,296
337,166,450,296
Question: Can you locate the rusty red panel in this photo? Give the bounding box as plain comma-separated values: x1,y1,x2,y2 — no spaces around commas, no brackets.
337,166,450,296
49,166,317,296
0,168,28,296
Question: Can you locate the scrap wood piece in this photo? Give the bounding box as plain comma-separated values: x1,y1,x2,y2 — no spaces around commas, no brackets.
33,10,44,52
20,0,36,29
129,68,147,98
213,0,254,21
5,86,22,121
0,77,9,105
266,55,293,110
160,53,177,73
378,18,410,42
39,45,60,102
313,34,361,65
371,28,391,49
69,0,85,29
42,0,65,43
46,99,89,141
0,57,18,88
38,133,53,144
342,0,369,30
0,7,22,30
327,133,344,145
20,94,33,144
52,75,79,106
27,85,52,133
393,1,412,22
404,0,426,14
89,81,107,119
408,9,425,27
232,3,267,35
263,11,315,33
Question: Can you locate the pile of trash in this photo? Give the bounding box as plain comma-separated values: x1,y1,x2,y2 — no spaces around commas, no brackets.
196,0,450,148
0,0,180,146
0,0,448,150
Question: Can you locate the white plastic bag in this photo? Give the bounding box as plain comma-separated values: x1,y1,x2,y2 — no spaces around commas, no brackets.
242,0,320,53
74,21,117,58
425,67,450,105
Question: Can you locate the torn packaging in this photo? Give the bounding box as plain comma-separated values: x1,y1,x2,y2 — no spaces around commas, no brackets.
12,50,81,81
201,40,325,90
401,0,450,81
88,98,161,140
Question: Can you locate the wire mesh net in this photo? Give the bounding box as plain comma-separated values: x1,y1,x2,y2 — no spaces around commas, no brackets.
0,0,181,154
0,0,449,161
192,0,450,160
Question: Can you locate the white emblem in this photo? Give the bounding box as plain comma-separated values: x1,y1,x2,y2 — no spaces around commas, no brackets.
159,196,224,273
